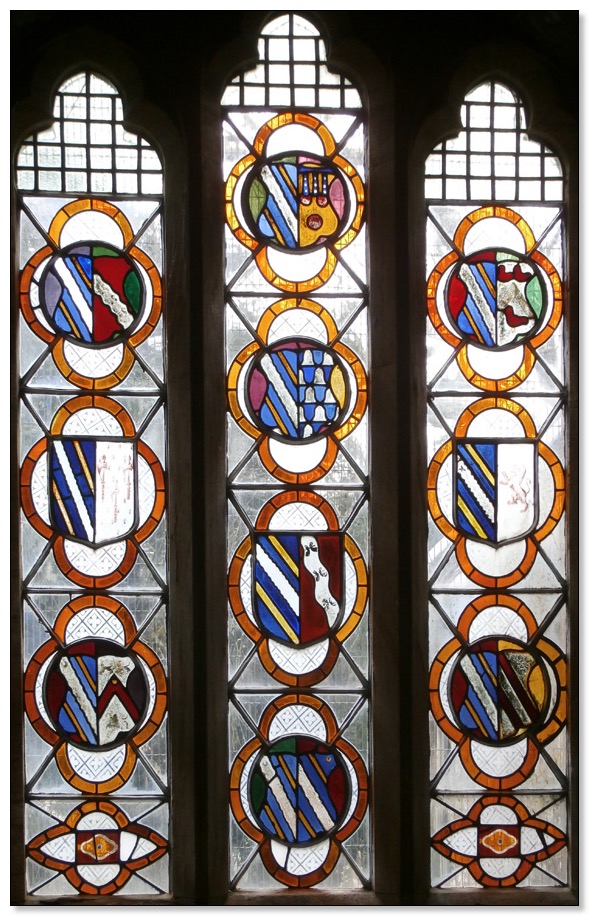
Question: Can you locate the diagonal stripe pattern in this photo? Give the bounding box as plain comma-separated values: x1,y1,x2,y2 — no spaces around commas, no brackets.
43,244,143,344
456,442,497,541
252,345,344,439
250,737,348,844
258,162,299,248
254,534,341,645
259,352,299,437
50,440,96,540
53,253,94,342
45,640,148,748
255,534,301,643
456,260,497,346
49,438,136,545
450,639,547,741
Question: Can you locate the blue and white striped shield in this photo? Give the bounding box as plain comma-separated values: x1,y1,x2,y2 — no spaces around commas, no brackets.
49,438,137,545
253,532,342,646
454,440,537,545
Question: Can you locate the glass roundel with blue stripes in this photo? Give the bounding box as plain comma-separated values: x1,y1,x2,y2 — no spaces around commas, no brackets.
425,81,569,890
224,14,371,890
18,72,170,897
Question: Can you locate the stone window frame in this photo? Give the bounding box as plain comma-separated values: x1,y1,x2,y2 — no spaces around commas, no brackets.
10,11,578,906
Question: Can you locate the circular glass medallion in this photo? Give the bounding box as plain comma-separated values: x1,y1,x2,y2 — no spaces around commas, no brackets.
247,340,348,441
40,243,144,344
446,249,546,349
242,154,348,251
449,637,549,743
249,736,349,844
45,639,148,749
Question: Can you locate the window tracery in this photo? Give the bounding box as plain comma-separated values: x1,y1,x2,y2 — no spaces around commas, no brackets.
425,81,569,889
11,12,577,907
17,72,169,898
223,14,371,890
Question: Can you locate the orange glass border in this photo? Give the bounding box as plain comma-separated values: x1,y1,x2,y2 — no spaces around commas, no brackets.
227,305,367,483
225,114,365,293
24,595,168,793
20,396,166,587
431,794,567,888
20,204,163,389
228,519,368,686
427,398,564,587
429,595,567,790
426,207,563,391
228,694,369,888
26,799,167,896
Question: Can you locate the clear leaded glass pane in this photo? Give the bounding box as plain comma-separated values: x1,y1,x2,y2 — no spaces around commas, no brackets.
223,14,370,889
425,81,568,890
17,72,169,897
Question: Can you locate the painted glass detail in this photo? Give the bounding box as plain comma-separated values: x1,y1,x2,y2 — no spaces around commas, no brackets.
225,113,364,293
431,797,566,888
446,250,546,349
40,243,145,344
48,438,138,545
24,596,167,796
243,155,349,250
224,15,370,890
426,82,568,890
45,640,150,749
448,639,549,743
247,342,348,441
454,440,538,545
249,737,349,843
20,198,162,389
21,395,165,589
252,533,343,645
229,696,368,888
27,802,167,896
18,72,169,897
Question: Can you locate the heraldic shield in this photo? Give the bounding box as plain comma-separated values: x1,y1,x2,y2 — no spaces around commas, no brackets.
49,437,137,546
454,439,538,545
242,155,349,252
253,532,343,647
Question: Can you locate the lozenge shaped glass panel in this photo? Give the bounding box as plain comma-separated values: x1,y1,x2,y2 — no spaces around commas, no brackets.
342,810,371,880
229,449,280,488
115,870,166,895
235,854,283,891
131,854,170,893
228,701,256,763
25,550,74,592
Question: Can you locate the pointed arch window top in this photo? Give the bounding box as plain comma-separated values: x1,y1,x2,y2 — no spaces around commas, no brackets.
426,80,563,203
221,13,362,111
16,71,162,196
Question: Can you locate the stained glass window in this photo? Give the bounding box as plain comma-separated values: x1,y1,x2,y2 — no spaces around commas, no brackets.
425,82,569,890
12,12,577,907
17,72,169,897
223,14,370,889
